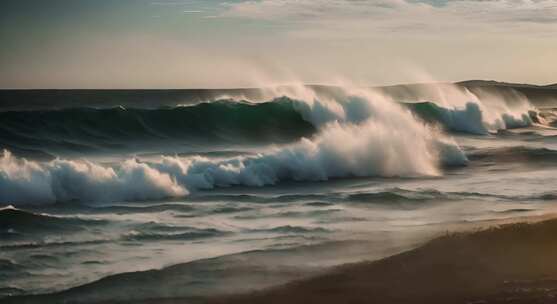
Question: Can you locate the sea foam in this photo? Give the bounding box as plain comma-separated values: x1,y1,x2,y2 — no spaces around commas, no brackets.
405,83,537,134
0,86,467,205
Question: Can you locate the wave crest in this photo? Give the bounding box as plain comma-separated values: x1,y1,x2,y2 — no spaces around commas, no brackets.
405,84,539,134
0,86,467,205
0,150,187,204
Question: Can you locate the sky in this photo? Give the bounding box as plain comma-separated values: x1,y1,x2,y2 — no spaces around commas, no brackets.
1,0,556,88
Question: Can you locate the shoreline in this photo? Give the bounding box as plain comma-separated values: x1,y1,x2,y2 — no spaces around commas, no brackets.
209,216,557,304
6,214,557,304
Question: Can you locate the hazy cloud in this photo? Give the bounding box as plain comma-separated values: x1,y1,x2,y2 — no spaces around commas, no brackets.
221,0,557,36
2,0,556,88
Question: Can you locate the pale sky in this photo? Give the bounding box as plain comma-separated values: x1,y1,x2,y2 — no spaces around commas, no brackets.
1,0,556,88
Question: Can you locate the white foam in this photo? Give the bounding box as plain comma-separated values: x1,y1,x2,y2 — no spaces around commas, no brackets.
0,150,187,204
414,83,536,134
0,86,467,205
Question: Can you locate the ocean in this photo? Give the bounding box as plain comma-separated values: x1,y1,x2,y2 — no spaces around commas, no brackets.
1,82,557,302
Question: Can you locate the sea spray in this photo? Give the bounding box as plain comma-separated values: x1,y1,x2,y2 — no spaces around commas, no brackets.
0,86,467,205
403,83,537,134
0,85,541,160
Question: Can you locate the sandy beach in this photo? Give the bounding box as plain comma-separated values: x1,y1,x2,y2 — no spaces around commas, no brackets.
204,217,557,304
6,216,557,304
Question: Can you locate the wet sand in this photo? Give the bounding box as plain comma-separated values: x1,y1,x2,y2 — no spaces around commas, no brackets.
205,217,557,304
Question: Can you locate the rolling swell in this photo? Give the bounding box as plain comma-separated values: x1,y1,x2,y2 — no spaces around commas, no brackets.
0,99,316,158
124,222,228,241
467,146,557,164
0,205,106,235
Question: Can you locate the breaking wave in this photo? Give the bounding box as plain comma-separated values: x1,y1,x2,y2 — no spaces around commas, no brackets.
0,83,542,159
0,86,469,205
404,83,540,135
408,102,536,135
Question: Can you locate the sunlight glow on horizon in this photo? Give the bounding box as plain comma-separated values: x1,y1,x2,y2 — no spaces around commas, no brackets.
1,0,556,88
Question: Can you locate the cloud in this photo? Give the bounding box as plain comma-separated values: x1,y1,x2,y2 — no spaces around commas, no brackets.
220,0,557,36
